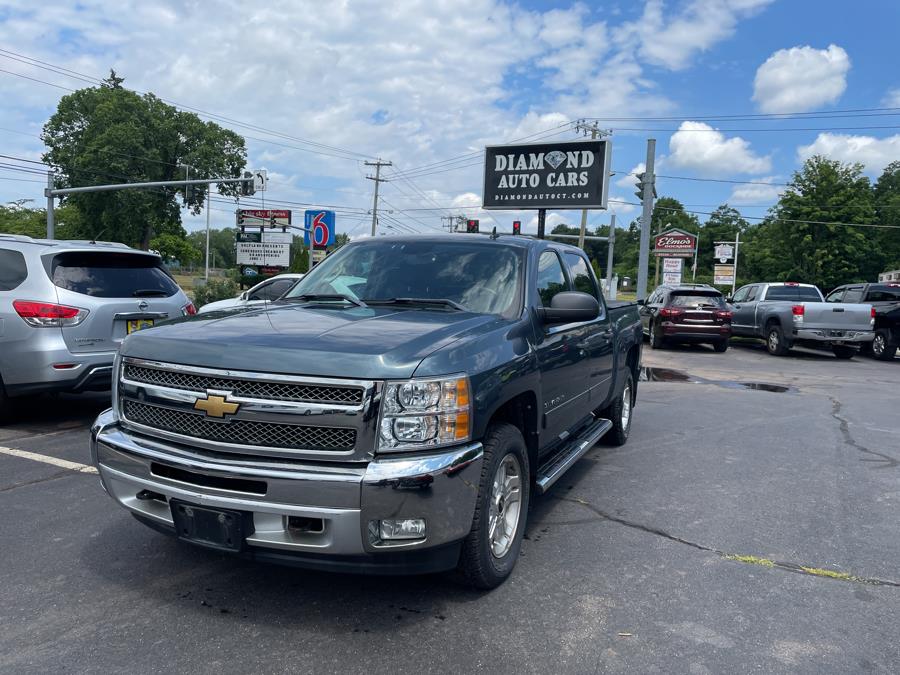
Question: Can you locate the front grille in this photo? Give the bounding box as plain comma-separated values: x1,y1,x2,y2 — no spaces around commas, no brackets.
123,364,363,405
123,400,356,452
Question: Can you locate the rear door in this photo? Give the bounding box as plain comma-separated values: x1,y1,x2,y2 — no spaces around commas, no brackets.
47,250,186,354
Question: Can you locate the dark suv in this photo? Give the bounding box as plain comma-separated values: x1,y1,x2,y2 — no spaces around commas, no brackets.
639,284,733,352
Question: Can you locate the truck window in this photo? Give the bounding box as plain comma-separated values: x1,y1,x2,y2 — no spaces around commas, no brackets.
825,289,845,303
746,286,758,301
867,286,900,302
842,288,864,303
764,286,823,302
536,251,568,307
731,286,750,303
563,253,598,299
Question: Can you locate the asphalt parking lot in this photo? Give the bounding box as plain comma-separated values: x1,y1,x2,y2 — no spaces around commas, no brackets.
2,341,898,674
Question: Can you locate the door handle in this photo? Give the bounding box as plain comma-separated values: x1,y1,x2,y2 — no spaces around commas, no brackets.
601,330,613,338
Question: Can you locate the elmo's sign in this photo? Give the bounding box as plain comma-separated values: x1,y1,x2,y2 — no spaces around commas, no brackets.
653,228,697,258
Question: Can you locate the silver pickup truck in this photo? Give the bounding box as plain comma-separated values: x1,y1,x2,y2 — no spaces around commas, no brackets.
729,282,874,358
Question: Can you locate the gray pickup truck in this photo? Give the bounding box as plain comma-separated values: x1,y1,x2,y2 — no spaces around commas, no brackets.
729,282,874,358
90,234,642,588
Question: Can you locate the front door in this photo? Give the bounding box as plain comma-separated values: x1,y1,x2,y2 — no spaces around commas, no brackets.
730,285,758,335
533,251,593,448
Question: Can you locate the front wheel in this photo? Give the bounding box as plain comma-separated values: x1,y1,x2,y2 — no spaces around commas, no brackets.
872,329,897,361
600,371,634,446
649,321,665,349
833,345,856,360
457,423,530,589
713,340,729,353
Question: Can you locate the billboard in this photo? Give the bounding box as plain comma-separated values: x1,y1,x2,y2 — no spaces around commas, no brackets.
714,264,735,286
235,241,291,267
662,257,683,286
654,228,697,258
304,210,336,249
482,139,612,210
237,209,291,228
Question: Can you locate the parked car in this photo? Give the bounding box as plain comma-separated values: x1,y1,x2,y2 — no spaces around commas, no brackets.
728,282,874,358
639,283,732,352
91,234,642,588
825,282,900,360
0,234,194,422
198,273,304,313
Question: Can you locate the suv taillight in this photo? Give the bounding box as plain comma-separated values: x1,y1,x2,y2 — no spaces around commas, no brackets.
182,302,197,316
13,300,89,327
715,310,733,320
659,307,684,319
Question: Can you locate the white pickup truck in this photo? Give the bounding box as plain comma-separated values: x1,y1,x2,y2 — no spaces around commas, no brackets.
728,282,875,358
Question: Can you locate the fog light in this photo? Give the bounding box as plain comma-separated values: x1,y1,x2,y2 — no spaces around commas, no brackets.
377,518,426,541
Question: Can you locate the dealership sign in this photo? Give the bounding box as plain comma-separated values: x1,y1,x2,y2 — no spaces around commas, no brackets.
482,139,612,210
653,228,697,258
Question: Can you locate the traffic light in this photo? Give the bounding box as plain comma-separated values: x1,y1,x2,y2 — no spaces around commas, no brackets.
466,219,479,233
512,220,521,235
240,171,255,196
634,172,645,201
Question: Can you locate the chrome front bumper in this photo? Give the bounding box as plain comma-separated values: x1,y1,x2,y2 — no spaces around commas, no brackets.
90,409,483,571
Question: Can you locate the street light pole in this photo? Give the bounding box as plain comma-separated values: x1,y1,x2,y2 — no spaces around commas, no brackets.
45,172,55,239
205,187,211,280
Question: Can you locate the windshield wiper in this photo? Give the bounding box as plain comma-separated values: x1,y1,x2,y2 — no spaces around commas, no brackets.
286,293,367,308
132,289,169,297
365,297,466,311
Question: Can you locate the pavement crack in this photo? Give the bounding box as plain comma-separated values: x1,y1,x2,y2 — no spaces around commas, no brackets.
556,495,900,588
829,397,899,469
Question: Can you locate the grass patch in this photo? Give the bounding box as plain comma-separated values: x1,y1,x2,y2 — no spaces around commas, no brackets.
723,554,775,567
799,566,858,581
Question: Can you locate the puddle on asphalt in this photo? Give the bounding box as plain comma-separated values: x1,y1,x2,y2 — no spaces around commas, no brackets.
639,367,793,393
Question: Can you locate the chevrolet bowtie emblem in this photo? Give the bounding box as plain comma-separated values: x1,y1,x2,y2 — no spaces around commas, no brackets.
193,393,240,418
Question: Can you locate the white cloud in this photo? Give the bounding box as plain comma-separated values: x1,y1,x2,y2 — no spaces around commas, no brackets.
615,162,644,189
623,0,774,71
728,177,784,204
797,133,900,175
882,88,900,108
668,121,771,175
753,44,850,113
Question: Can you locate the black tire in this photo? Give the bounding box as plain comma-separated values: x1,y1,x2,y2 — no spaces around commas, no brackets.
871,329,897,361
649,321,665,349
0,377,11,426
713,340,729,353
600,371,634,447
457,423,531,590
766,324,789,356
833,345,856,360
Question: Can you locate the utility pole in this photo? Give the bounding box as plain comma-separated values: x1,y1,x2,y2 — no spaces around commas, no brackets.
573,120,612,249
204,187,211,280
46,172,55,239
635,139,657,301
365,160,392,236
732,230,741,297
606,214,616,299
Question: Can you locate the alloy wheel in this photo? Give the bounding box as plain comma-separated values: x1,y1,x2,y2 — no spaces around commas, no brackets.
488,454,523,559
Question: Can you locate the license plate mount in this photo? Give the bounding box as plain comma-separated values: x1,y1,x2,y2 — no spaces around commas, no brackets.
126,319,155,334
170,500,250,552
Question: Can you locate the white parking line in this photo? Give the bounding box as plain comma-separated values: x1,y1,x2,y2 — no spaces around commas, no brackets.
0,446,97,474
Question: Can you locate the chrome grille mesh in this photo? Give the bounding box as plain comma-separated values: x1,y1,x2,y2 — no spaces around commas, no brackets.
123,400,356,451
123,364,363,404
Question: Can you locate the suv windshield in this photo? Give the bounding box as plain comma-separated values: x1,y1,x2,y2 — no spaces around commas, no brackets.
765,285,822,301
285,240,524,316
49,251,180,298
669,292,724,307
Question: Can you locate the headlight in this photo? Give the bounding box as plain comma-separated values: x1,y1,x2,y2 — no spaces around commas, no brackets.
377,374,471,452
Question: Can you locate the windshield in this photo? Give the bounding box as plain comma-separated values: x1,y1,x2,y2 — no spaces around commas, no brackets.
285,240,524,317
765,286,822,301
669,292,724,308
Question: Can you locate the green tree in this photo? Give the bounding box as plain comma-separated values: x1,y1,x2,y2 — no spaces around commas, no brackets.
150,233,201,265
873,161,900,269
0,203,84,239
695,204,750,282
753,156,878,290
41,71,247,249
187,227,238,269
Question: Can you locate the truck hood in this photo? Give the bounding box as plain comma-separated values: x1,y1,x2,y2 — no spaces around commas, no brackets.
120,303,506,380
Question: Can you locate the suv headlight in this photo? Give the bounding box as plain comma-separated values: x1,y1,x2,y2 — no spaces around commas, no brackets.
377,375,471,452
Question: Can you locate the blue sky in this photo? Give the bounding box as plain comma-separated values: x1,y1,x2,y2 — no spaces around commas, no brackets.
1,0,899,237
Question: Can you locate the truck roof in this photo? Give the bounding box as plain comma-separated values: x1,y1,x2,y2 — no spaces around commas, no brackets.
360,233,585,253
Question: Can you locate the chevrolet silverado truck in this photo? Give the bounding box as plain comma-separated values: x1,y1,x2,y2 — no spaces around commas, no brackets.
90,234,642,588
729,282,874,358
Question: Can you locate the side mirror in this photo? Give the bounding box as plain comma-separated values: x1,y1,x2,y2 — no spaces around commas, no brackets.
239,291,249,301
725,296,733,304
636,298,645,306
537,291,600,325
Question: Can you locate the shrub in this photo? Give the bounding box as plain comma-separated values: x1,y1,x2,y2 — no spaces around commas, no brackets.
192,278,239,308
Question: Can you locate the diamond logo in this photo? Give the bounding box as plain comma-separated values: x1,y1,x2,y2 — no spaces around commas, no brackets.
545,150,566,170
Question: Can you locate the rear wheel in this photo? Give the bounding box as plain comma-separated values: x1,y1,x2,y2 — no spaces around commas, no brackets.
766,324,789,356
871,329,897,361
833,345,856,359
0,377,10,425
600,371,634,447
457,423,530,589
713,340,729,353
649,321,665,349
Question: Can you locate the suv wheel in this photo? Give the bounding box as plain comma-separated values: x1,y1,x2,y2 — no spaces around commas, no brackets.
601,371,634,446
457,423,530,589
0,377,11,425
649,321,665,349
766,324,789,356
713,340,728,353
833,345,856,360
872,329,897,361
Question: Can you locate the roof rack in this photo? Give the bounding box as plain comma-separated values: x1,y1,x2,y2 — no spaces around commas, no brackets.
0,233,36,243
60,239,134,249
